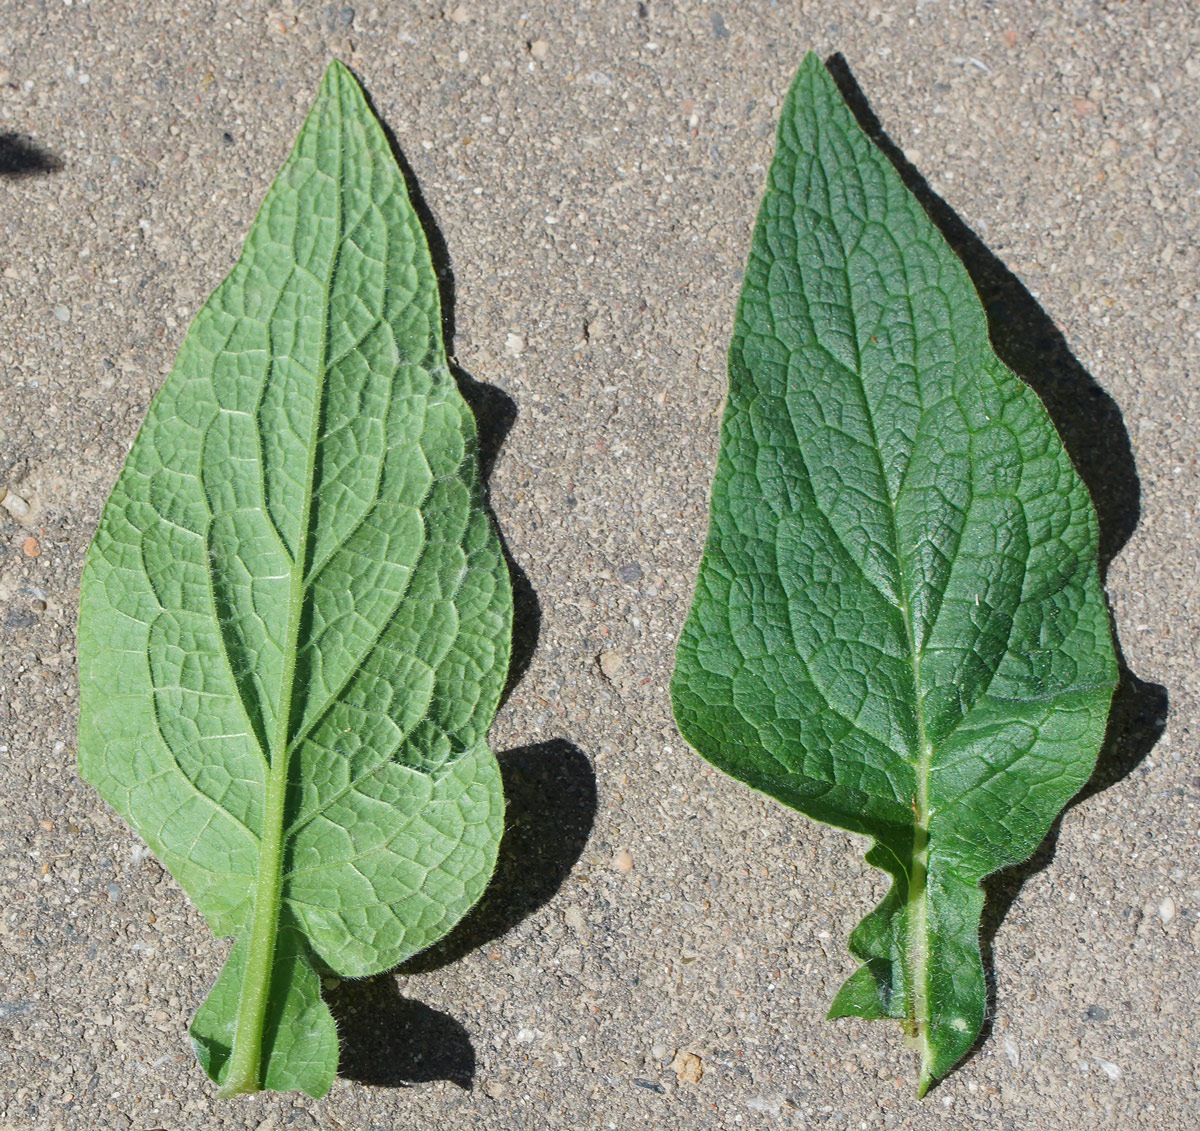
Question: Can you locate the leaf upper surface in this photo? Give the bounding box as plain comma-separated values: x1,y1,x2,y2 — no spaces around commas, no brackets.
670,52,1117,1093
77,61,511,1097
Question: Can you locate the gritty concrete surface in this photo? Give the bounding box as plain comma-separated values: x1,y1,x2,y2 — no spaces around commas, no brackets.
0,1,1196,1128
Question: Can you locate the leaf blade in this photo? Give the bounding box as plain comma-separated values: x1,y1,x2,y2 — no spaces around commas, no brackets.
77,60,511,1097
671,52,1117,1092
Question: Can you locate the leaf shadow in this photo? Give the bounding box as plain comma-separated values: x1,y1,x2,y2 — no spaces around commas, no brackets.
0,133,62,178
326,979,475,1089
825,53,1168,1086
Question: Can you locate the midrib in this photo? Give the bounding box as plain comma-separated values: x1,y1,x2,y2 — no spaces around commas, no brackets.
814,157,934,1086
877,427,934,1093
832,342,934,1090
219,100,345,1095
897,577,933,1091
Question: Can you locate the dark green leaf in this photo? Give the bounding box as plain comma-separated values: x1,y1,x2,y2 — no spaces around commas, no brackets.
671,53,1117,1094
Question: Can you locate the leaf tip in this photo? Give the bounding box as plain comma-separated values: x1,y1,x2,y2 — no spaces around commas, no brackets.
320,57,359,94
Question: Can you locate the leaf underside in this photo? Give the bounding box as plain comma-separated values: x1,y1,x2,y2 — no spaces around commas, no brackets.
77,61,512,1098
670,52,1117,1094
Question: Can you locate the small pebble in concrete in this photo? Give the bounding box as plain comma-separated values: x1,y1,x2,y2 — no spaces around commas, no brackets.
0,488,31,519
672,1051,702,1084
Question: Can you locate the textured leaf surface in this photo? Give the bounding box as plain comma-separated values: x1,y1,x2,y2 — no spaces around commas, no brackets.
77,61,511,1098
670,53,1117,1093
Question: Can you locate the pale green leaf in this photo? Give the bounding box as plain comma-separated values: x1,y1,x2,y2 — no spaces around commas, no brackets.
670,53,1117,1094
77,61,511,1098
